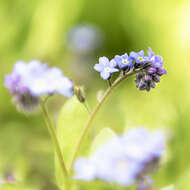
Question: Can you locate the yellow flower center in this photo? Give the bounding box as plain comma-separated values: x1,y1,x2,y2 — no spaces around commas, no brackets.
138,56,144,61
35,79,45,88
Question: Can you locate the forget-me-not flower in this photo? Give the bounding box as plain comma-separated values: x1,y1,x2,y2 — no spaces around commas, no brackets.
4,60,74,112
94,57,119,80
135,48,167,91
130,50,150,64
74,127,166,187
114,53,133,69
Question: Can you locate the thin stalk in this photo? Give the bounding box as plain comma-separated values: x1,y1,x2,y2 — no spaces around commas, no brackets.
107,78,112,87
69,70,138,172
40,102,69,183
83,101,91,114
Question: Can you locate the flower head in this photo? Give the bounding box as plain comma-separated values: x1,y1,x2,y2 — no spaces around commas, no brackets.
130,50,150,64
114,53,133,70
135,48,167,91
94,57,119,80
4,60,74,112
74,128,165,187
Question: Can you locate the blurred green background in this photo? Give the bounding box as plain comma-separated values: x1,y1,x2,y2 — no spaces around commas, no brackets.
1,0,190,189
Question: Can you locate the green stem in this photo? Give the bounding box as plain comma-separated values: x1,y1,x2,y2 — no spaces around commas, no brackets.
40,102,69,185
107,78,112,87
83,101,91,114
69,70,138,172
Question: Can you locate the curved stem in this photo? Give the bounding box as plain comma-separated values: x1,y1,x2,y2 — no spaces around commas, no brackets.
40,102,69,181
69,71,138,172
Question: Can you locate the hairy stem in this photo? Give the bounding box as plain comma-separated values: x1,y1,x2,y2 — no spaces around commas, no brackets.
69,70,138,172
40,102,69,186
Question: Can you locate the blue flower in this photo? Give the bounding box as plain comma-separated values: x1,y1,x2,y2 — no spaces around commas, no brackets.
74,128,165,187
130,50,150,64
148,48,164,68
114,53,133,69
135,48,167,91
123,128,165,170
4,60,74,112
74,158,96,181
94,57,119,80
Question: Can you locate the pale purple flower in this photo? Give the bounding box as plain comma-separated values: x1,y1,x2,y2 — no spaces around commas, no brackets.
74,128,165,187
4,60,74,112
114,53,133,69
74,158,96,181
74,136,141,186
130,50,150,64
123,128,165,172
148,48,164,68
94,57,119,80
135,48,167,91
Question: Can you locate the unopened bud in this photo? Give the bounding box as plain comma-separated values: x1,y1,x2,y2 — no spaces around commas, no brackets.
74,86,86,103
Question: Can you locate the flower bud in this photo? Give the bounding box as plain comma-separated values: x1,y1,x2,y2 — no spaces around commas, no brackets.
74,86,86,103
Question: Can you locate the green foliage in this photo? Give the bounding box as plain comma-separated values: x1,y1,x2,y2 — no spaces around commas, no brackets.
1,0,190,189
55,97,90,187
1,184,25,190
90,128,116,155
75,180,136,190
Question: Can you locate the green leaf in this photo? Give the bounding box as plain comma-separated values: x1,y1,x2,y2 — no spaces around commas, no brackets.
161,185,174,190
55,97,90,188
90,128,116,155
1,184,24,190
176,168,190,190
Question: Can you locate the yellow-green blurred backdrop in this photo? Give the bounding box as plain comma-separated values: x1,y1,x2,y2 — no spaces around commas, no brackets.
1,0,190,189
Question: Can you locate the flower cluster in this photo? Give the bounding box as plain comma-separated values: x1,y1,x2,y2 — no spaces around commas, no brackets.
4,60,74,112
94,48,167,91
74,128,165,187
135,48,167,91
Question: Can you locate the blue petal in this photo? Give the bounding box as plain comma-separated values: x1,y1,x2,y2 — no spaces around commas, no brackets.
138,50,144,57
129,51,138,60
114,55,121,63
122,53,128,59
99,56,109,66
148,47,154,57
109,59,117,68
100,71,110,80
154,56,163,62
94,64,104,72
110,68,119,73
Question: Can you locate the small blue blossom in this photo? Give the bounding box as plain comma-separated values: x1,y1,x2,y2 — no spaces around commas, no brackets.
114,53,133,69
94,57,119,80
74,128,166,187
148,48,164,68
4,60,74,112
130,50,150,64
